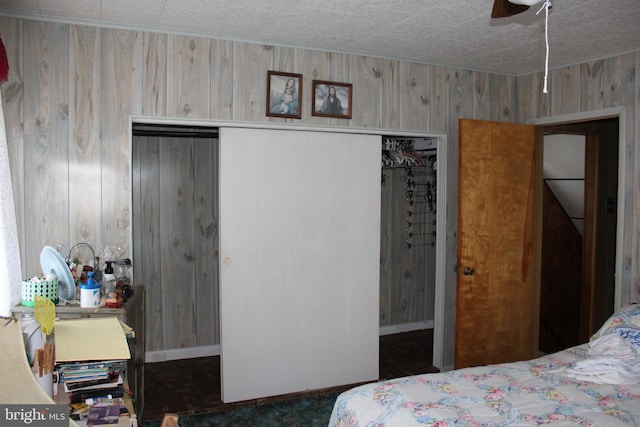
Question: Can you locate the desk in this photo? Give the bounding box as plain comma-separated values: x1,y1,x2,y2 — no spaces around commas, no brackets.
12,285,145,418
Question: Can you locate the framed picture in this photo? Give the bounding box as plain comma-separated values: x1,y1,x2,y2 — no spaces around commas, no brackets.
312,80,352,119
266,71,302,119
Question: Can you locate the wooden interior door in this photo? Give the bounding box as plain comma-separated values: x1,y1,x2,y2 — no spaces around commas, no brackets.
219,127,381,403
455,119,541,369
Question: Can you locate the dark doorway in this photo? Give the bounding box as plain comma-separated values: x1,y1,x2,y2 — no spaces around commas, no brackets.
539,118,618,354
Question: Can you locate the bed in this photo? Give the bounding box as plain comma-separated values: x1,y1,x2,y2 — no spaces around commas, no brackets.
329,305,640,426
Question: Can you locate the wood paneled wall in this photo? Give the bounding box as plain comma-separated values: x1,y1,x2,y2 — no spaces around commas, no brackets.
1,16,639,357
132,130,219,351
380,166,437,329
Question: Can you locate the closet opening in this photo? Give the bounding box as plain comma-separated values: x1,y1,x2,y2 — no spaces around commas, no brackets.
132,122,449,409
132,123,221,361
379,135,439,378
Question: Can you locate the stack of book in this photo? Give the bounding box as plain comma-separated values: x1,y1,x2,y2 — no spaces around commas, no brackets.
58,360,127,404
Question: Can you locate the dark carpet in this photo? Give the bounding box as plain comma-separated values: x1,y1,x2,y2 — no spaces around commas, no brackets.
140,329,437,426
141,392,341,427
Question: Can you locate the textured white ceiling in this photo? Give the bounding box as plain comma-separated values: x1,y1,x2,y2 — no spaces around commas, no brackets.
0,0,639,75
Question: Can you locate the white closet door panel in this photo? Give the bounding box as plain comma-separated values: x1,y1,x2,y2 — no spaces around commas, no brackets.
219,127,380,403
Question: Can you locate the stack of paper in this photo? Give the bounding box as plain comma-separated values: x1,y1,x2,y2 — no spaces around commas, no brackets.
54,317,131,362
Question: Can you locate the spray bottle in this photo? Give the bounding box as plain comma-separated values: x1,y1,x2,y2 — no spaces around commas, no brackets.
80,271,100,308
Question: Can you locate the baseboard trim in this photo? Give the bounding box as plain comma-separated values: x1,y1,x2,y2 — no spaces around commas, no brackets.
146,321,435,363
440,364,454,372
145,345,221,363
379,320,433,336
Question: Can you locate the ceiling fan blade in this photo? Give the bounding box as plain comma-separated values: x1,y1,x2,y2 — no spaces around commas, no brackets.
491,0,530,18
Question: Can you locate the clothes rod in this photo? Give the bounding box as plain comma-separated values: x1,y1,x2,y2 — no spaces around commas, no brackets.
132,130,219,138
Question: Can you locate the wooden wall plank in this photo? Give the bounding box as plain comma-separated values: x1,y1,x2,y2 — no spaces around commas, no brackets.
399,61,431,131
142,32,167,117
515,74,533,123
167,34,211,118
634,53,640,304
328,52,353,127
272,46,294,72
131,136,142,309
516,73,537,122
193,137,219,345
407,164,437,322
69,25,101,249
210,39,233,120
473,72,491,120
382,59,401,129
0,17,26,269
296,49,331,125
442,67,474,366
379,168,393,326
516,72,551,122
551,64,581,115
607,53,639,304
268,46,298,124
234,43,273,121
449,67,473,189
490,74,516,122
350,55,382,128
389,167,411,325
580,60,604,111
621,52,640,303
603,53,635,108
133,134,163,351
101,28,143,257
603,54,635,303
22,21,69,272
429,66,450,133
159,136,196,349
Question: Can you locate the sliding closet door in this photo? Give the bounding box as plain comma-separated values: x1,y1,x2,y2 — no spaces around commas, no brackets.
219,127,380,402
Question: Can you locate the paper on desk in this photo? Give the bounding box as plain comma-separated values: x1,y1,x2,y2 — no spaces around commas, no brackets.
54,317,131,362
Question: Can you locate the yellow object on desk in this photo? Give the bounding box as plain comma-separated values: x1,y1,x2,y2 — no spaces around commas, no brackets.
54,317,131,362
34,294,56,335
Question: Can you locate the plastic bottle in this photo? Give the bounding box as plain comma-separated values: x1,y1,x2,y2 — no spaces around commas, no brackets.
80,271,101,308
103,261,115,281
104,261,123,308
102,261,115,297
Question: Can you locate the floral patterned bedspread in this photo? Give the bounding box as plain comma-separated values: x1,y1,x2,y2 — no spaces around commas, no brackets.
329,305,640,427
329,346,640,426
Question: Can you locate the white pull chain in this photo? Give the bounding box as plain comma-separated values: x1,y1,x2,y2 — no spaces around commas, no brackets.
537,1,552,93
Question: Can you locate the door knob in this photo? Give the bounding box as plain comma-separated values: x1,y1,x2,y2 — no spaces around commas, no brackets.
463,266,475,276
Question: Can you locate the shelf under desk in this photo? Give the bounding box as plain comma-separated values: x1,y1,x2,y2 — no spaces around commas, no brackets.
11,285,145,418
54,378,136,427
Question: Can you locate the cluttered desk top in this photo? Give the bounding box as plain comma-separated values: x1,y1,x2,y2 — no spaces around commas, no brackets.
11,284,143,316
